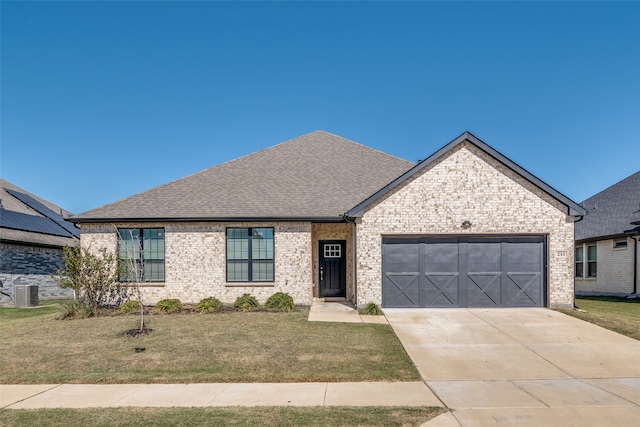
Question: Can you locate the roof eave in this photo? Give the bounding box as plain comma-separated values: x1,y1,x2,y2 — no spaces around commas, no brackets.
70,216,349,224
347,131,586,218
576,228,640,244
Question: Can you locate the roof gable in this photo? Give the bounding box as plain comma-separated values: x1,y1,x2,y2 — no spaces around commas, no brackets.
575,171,640,241
72,131,415,222
347,131,586,217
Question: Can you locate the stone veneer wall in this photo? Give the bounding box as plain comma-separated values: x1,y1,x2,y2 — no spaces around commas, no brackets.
80,222,313,305
0,242,74,305
575,237,639,295
311,223,354,299
356,142,576,308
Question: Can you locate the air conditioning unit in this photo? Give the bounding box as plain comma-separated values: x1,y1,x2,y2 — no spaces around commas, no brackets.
14,285,39,307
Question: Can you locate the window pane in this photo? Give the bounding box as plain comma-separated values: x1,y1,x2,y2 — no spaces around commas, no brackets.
119,229,140,259
252,228,274,260
588,262,597,277
143,229,165,260
587,245,597,261
227,261,249,282
575,262,583,277
144,260,165,282
575,247,583,262
227,228,249,260
252,260,274,282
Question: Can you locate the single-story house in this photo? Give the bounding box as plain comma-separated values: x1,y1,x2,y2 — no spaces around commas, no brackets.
71,131,585,308
575,171,640,296
0,179,80,305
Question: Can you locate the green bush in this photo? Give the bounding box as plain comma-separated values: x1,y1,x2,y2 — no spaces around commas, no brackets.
265,292,295,312
155,298,183,314
57,300,93,320
233,294,259,311
359,302,384,316
120,300,140,314
196,297,223,313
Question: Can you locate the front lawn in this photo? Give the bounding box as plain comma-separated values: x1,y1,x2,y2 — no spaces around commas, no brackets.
0,407,446,427
558,296,640,340
0,304,420,384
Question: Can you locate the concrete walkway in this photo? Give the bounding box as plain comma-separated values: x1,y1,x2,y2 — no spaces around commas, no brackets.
386,308,640,427
1,382,441,409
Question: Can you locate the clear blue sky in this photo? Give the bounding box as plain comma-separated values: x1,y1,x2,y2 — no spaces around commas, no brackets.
1,1,638,214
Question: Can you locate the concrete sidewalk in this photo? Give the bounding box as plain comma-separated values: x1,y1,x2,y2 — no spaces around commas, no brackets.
1,382,442,409
307,300,388,324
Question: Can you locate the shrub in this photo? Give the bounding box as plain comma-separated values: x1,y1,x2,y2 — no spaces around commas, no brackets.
120,300,140,314
265,292,295,312
359,302,384,316
233,293,259,311
196,297,223,313
52,246,127,314
57,300,93,320
155,298,183,314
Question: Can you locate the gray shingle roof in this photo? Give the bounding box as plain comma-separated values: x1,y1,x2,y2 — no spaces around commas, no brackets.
575,171,640,242
72,131,415,222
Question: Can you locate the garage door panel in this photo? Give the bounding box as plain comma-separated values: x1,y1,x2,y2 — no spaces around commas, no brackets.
505,272,543,306
467,273,502,307
467,242,501,271
423,273,459,307
383,273,420,308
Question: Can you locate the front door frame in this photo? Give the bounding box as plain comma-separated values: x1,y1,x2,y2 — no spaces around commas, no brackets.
319,240,347,298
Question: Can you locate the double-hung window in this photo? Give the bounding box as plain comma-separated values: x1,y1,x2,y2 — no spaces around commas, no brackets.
575,243,597,278
575,246,584,277
118,228,165,282
226,227,274,282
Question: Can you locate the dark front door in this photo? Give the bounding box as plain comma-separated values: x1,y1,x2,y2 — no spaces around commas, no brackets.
319,240,346,298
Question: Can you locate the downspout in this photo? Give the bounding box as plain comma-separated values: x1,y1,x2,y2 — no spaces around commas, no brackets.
632,236,637,295
572,214,584,307
344,215,358,307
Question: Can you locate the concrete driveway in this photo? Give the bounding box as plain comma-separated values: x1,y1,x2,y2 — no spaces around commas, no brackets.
385,308,640,427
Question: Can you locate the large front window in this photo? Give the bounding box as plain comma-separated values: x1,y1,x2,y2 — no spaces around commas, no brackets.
226,227,274,282
118,228,165,282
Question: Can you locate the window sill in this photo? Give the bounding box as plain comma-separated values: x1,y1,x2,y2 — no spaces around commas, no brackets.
119,282,165,287
225,283,275,287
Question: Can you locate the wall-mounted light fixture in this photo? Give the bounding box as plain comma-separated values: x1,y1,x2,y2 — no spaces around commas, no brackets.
461,220,472,229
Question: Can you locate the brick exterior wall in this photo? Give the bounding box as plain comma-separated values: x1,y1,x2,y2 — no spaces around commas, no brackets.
575,237,639,295
0,242,74,305
355,142,576,308
80,222,314,305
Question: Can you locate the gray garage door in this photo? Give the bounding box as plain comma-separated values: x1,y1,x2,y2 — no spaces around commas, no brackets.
382,236,545,308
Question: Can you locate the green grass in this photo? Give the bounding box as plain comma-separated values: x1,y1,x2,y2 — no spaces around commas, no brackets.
558,296,640,340
0,407,446,427
0,305,420,384
0,299,71,320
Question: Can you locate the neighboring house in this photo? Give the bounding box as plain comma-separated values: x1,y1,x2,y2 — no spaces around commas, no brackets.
0,179,80,305
71,131,585,309
575,171,640,296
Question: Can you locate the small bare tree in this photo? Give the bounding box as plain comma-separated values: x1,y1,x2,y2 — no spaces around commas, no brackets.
116,228,146,333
